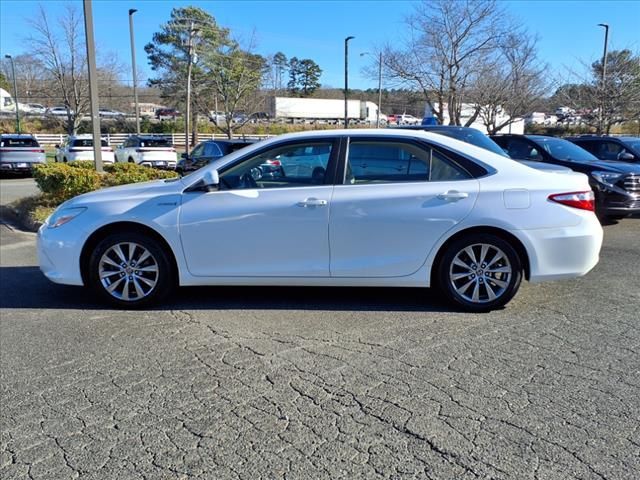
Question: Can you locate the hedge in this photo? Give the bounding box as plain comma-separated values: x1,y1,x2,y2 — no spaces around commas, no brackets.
33,161,179,203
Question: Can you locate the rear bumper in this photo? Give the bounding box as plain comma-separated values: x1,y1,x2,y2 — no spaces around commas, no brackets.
514,213,603,283
0,161,45,173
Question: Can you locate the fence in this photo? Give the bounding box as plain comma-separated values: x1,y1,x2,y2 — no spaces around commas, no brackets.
34,133,273,147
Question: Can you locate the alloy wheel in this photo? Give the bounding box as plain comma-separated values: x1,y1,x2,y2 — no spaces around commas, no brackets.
449,243,513,304
98,242,159,301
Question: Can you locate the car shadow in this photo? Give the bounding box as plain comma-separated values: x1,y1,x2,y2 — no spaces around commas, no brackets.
0,266,455,313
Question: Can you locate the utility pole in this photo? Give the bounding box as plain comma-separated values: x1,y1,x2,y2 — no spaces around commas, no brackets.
597,23,609,135
82,0,103,172
376,52,382,129
129,9,140,134
185,21,196,155
4,55,20,134
344,36,355,128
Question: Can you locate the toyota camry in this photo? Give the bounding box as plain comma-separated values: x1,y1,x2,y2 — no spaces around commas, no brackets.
38,130,603,312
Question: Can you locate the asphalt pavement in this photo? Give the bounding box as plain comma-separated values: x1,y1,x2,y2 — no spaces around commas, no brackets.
0,177,40,205
0,194,639,479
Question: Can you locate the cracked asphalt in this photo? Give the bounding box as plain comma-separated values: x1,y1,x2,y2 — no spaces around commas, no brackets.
1,192,639,478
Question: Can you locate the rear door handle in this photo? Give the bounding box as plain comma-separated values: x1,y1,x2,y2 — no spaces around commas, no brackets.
437,190,469,201
297,198,328,207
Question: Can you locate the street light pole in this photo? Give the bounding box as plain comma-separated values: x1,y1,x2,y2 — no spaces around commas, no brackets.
597,23,609,135
82,0,103,172
344,36,355,128
128,9,140,135
360,51,383,128
185,21,196,155
4,55,20,134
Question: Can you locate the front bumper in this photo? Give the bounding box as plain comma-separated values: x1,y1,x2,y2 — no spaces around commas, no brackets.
37,223,85,286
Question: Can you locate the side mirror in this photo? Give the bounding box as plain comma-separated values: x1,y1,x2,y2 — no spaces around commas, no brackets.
181,152,188,159
202,169,220,191
54,144,60,149
618,152,634,161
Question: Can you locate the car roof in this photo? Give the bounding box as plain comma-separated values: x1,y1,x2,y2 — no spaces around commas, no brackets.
205,139,258,145
0,133,36,138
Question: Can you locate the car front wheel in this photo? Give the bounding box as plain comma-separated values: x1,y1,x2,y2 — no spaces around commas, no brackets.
88,232,174,308
437,234,522,312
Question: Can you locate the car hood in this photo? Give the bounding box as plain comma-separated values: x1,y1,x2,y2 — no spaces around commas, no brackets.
571,159,640,173
68,178,185,206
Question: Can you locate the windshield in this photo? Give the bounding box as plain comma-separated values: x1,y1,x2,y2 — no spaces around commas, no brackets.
430,129,509,157
534,137,599,162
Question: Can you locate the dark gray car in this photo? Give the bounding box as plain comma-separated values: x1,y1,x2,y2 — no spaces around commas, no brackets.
0,134,46,175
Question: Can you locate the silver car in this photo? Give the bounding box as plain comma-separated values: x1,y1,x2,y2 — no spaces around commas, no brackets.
0,134,46,175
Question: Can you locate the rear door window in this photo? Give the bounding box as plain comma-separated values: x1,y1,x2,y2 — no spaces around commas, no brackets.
345,140,470,184
204,143,223,157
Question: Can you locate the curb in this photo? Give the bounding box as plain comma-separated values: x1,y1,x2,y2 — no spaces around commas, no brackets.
0,204,42,233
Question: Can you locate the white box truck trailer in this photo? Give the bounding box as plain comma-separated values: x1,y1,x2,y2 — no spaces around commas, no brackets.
268,96,381,124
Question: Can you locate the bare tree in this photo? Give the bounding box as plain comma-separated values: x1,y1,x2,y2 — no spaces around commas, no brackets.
28,5,89,134
201,32,267,138
473,32,547,133
382,0,517,125
554,49,640,133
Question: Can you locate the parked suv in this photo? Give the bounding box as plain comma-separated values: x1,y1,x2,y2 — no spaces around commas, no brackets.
0,134,46,175
176,139,257,175
55,135,115,163
491,134,640,219
566,136,640,164
115,135,177,169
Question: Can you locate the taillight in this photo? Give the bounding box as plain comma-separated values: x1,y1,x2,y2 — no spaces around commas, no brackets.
548,191,595,211
265,159,281,166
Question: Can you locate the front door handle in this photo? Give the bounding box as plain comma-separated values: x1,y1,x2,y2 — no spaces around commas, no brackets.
437,190,469,201
297,198,328,207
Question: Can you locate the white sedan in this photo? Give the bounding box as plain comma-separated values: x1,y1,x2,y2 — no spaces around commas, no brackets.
38,129,603,311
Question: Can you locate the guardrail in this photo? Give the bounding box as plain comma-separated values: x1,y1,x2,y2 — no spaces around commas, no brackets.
33,133,273,147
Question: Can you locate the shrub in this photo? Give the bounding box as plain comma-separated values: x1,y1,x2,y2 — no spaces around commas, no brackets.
33,162,179,203
33,163,102,202
103,162,178,187
67,160,97,169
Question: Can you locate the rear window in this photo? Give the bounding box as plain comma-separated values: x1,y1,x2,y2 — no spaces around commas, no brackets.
0,137,40,147
73,139,108,147
139,138,172,148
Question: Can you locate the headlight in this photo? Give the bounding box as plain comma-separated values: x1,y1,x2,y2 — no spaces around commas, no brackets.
592,171,622,187
47,207,87,229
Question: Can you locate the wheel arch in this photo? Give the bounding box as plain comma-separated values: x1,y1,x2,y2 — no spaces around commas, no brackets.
80,221,179,286
430,226,531,285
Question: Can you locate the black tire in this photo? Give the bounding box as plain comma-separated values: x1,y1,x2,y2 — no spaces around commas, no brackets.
63,157,67,163
128,157,135,163
88,232,175,309
437,233,523,312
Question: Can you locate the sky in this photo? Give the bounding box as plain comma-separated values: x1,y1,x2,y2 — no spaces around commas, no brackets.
1,0,639,91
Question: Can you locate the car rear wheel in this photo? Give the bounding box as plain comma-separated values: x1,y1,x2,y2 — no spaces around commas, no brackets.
437,234,522,312
128,157,134,163
88,232,174,308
